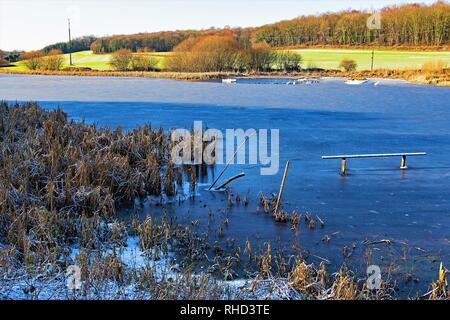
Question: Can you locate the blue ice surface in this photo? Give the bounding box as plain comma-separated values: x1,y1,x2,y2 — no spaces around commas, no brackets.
1,74,450,295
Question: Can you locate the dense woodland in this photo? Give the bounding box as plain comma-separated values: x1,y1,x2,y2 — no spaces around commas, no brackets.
86,2,449,54
90,29,253,53
2,2,449,67
42,36,97,54
254,2,450,47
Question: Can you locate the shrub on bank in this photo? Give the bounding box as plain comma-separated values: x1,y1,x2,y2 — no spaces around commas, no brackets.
110,49,133,71
20,50,45,70
245,42,276,72
274,51,303,72
130,54,159,71
42,49,65,70
339,58,358,72
20,49,64,70
110,50,160,71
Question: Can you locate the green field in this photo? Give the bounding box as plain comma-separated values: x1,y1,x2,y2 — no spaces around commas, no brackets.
291,48,450,70
5,50,170,71
3,49,450,71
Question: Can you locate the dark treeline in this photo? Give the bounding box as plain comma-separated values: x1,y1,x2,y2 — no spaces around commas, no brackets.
0,49,22,63
9,1,450,62
87,2,449,54
42,36,97,54
90,29,253,53
254,2,450,47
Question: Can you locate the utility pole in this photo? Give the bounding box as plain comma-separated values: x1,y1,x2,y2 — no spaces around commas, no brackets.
371,29,381,71
371,47,374,70
68,18,73,65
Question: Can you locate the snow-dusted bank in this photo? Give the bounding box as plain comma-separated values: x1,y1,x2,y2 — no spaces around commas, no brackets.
0,234,306,300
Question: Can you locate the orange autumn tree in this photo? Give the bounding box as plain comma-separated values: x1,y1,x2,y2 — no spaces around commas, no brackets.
167,33,279,72
20,49,65,70
21,51,45,70
167,34,241,72
109,49,133,71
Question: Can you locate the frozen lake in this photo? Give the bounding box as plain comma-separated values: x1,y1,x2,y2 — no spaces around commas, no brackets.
1,74,449,296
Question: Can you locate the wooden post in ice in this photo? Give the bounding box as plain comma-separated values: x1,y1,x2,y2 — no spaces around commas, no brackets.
341,158,347,176
401,155,407,170
274,161,290,215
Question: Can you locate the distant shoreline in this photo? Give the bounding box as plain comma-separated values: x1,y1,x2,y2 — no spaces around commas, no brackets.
1,68,449,87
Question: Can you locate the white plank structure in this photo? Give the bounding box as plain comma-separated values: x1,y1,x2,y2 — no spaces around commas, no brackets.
322,152,427,175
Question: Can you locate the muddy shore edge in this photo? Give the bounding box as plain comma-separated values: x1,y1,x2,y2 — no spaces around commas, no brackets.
1,68,449,86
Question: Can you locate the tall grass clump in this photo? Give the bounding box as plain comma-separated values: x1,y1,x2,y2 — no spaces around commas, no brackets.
0,101,181,266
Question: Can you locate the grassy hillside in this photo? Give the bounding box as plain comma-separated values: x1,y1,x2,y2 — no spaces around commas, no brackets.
5,51,170,71
3,49,449,72
294,49,450,70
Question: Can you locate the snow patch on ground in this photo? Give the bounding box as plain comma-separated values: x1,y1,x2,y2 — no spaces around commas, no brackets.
1,236,303,300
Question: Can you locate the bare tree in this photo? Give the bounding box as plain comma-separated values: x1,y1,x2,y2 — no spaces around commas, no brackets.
110,49,133,71
246,43,276,72
130,55,159,71
275,51,302,71
21,51,45,70
167,35,241,72
44,49,65,70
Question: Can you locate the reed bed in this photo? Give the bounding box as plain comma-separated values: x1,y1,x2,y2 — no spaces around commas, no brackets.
0,101,179,263
0,102,224,298
258,192,325,230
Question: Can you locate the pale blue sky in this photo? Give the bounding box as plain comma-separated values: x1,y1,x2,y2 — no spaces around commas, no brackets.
0,0,440,51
